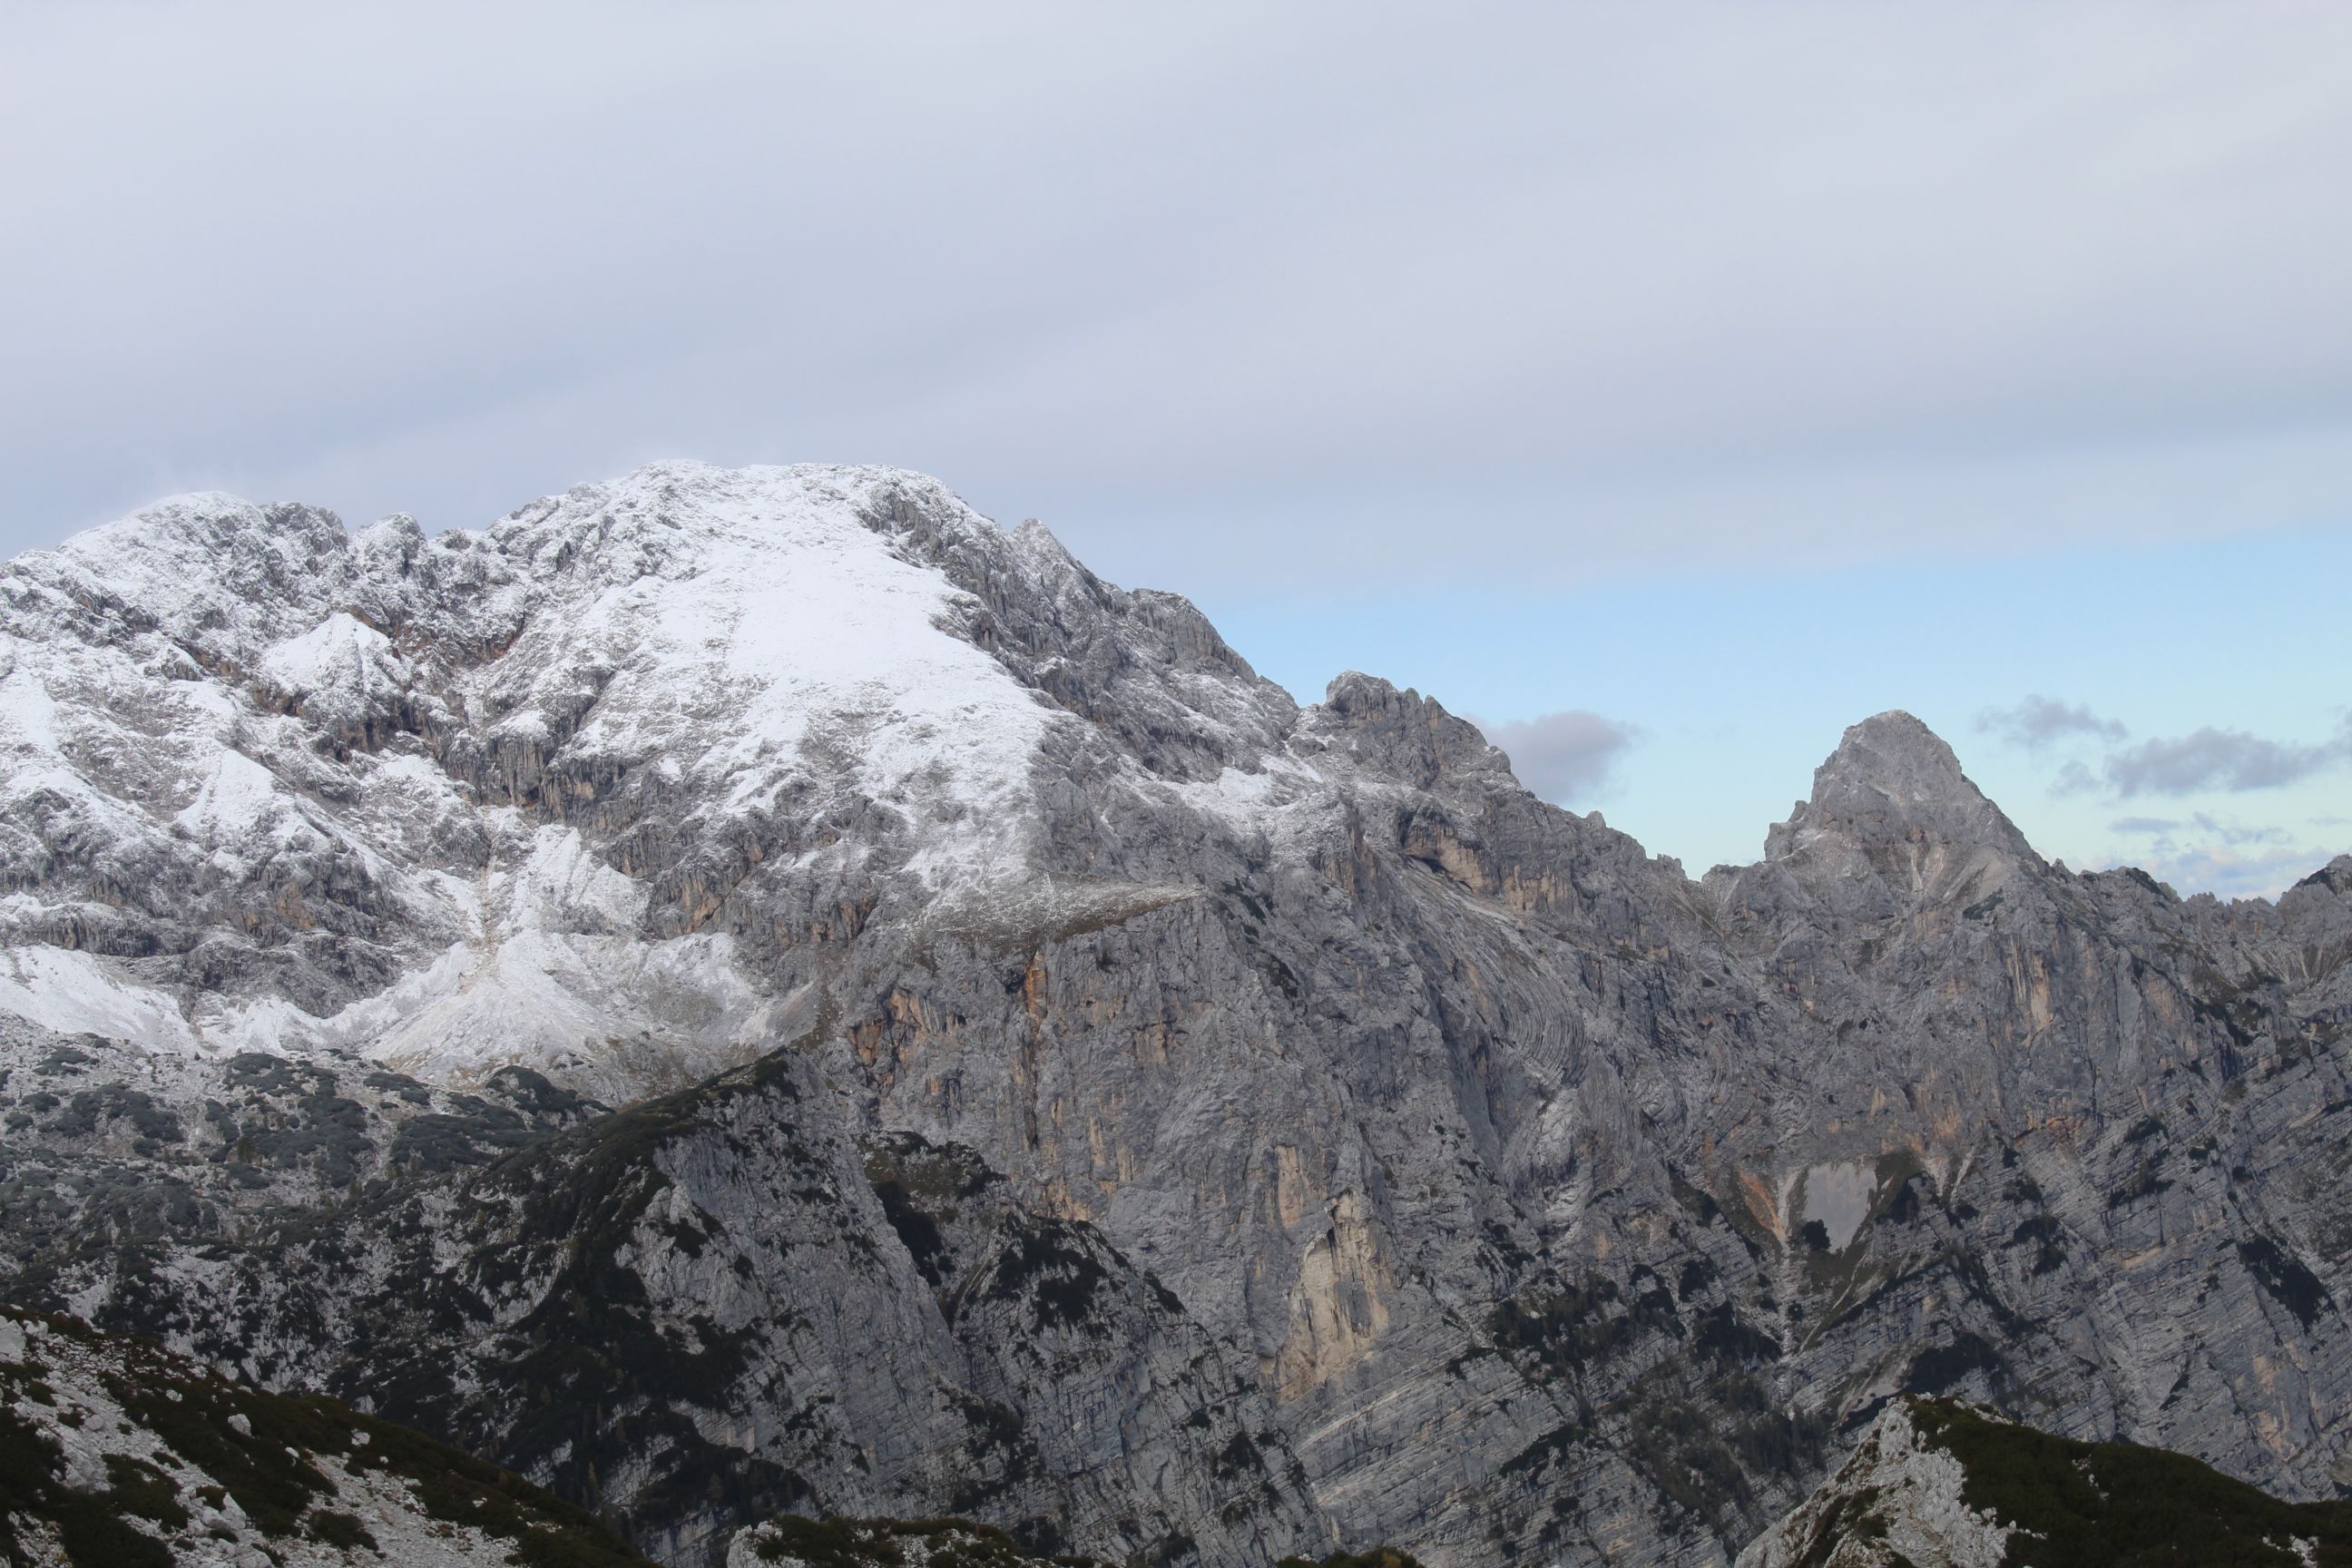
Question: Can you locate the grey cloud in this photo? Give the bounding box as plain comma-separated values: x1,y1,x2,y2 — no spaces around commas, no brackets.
5,3,2352,588
2103,722,2352,798
2094,797,2347,897
2111,813,2291,864
2052,760,2101,797
1978,694,2126,750
1470,711,1638,804
2190,812,2284,848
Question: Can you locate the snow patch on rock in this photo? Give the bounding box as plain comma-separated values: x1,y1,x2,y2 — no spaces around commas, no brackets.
1801,1161,1879,1252
200,822,779,1094
469,464,1067,896
0,946,201,1054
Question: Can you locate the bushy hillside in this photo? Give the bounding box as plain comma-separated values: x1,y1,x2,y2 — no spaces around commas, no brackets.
0,1299,645,1567
1740,1396,2352,1568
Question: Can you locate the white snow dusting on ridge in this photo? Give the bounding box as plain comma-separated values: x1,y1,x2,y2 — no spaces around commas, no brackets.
204,821,789,1092
476,464,1063,890
0,463,1092,1092
0,946,202,1054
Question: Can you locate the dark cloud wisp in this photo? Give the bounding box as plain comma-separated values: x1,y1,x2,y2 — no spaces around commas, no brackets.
1977,694,2127,750
2103,722,2352,799
2101,841,2334,901
1471,710,1639,805
2108,812,2284,848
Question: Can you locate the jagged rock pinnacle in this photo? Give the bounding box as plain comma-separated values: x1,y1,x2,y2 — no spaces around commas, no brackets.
1767,709,2036,870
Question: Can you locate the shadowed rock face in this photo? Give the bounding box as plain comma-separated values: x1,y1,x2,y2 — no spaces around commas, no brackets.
1,465,2348,1568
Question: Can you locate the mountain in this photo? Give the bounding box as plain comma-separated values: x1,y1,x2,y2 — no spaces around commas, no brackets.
0,1298,645,1566
1738,1396,2352,1568
1,463,2347,1567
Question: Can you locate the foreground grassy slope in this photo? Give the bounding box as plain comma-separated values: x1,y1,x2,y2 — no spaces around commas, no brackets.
1752,1396,2352,1568
0,1299,648,1568
1911,1398,2352,1568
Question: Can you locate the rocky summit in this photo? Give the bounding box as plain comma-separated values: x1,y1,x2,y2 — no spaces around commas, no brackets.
0,463,2347,1567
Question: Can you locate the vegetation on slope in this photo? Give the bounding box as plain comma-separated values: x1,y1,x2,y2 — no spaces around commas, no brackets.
0,1300,647,1567
1912,1398,2352,1568
732,1513,1100,1568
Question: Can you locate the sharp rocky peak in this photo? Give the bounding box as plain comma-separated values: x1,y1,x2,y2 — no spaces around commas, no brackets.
2296,853,2352,894
1809,711,1976,808
1307,670,1513,791
1767,709,2036,868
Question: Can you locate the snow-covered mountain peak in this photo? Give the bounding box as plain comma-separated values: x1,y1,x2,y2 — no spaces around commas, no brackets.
459,464,1073,892
0,462,1297,1094
482,461,987,572
19,492,355,662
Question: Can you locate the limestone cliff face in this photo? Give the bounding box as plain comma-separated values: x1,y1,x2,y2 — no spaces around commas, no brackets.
1,466,2347,1568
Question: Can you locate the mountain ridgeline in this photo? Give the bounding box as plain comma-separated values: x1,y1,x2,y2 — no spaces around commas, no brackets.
0,465,2346,1566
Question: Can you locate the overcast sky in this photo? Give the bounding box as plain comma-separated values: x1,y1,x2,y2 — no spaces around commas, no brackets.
5,2,2347,894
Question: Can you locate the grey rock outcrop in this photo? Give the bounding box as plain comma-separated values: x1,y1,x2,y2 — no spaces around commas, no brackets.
1,465,2347,1568
1734,1400,2012,1568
